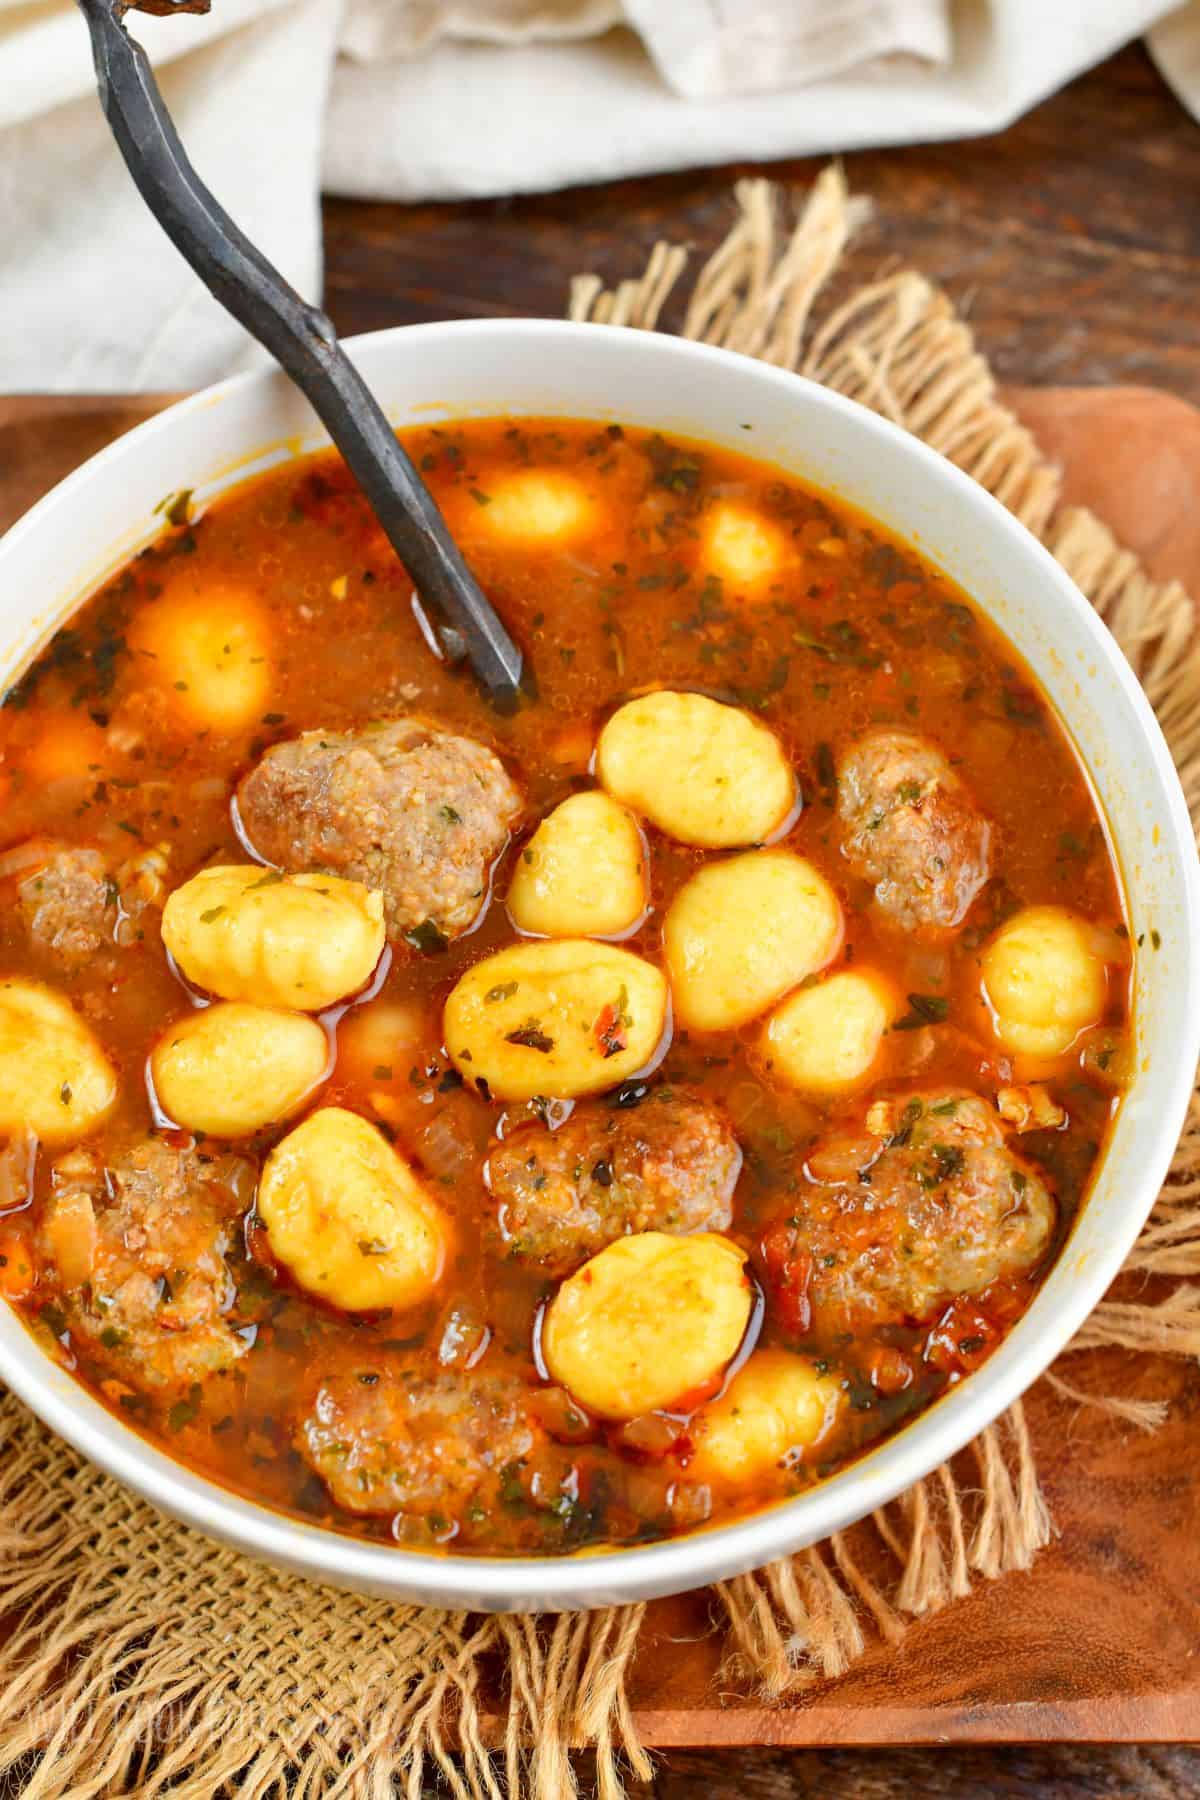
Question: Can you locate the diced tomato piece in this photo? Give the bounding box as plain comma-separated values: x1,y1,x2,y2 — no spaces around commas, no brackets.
0,1230,36,1303
924,1297,1002,1376
867,1343,914,1395
760,1219,814,1337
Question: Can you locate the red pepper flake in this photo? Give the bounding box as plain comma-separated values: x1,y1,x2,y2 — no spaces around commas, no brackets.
593,1003,628,1059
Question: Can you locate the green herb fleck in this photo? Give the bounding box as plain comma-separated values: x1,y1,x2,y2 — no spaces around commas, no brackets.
167,1383,202,1432
157,488,193,528
505,1021,555,1053
894,992,949,1030
403,919,449,955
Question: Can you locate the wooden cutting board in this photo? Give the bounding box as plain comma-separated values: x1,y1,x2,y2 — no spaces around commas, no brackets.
1,386,1198,1748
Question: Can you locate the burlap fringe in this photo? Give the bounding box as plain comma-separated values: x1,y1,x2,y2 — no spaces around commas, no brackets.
2,168,1198,1795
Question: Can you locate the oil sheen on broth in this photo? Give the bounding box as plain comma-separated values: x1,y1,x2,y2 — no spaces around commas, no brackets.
0,419,1132,1557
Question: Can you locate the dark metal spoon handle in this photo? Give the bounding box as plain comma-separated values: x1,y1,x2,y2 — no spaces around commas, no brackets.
78,0,525,709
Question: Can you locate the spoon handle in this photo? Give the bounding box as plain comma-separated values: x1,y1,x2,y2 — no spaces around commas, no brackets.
78,0,526,709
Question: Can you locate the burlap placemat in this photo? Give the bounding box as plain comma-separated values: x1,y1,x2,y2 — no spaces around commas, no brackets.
2,169,1199,1800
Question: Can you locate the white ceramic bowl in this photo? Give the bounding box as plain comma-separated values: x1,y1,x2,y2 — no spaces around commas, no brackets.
1,321,1197,1612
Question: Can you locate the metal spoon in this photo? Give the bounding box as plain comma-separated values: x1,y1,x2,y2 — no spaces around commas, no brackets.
77,0,526,710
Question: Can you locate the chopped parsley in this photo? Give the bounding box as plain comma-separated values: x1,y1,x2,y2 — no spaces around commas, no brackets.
403,919,449,955
504,1021,555,1053
894,992,950,1030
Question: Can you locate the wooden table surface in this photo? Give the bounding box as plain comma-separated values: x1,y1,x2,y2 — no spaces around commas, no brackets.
321,40,1200,1796
322,43,1200,408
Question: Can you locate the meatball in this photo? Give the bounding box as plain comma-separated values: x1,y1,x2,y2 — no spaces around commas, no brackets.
486,1090,742,1275
38,1138,253,1389
14,838,170,968
236,719,522,942
762,1089,1054,1333
296,1365,554,1544
17,843,114,965
837,730,991,931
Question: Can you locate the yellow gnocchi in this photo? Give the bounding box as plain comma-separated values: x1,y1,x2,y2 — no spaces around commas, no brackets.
507,791,647,938
665,849,842,1032
0,979,116,1145
24,714,108,787
337,1000,428,1082
702,501,786,591
762,968,898,1095
162,865,385,1011
596,691,795,848
444,938,667,1101
131,582,270,733
477,469,596,544
150,1002,329,1137
541,1232,753,1419
981,905,1107,1058
688,1349,843,1486
257,1107,450,1312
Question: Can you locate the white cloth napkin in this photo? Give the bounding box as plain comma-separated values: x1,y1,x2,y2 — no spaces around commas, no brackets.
2,0,1198,392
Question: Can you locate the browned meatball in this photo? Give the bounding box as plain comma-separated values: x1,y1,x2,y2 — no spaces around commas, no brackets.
38,1138,254,1389
762,1089,1054,1333
17,843,114,965
13,838,170,968
236,719,522,943
837,730,991,931
486,1090,742,1275
296,1365,551,1544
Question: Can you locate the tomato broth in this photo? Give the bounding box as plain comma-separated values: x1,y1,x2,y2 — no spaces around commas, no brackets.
0,418,1131,1556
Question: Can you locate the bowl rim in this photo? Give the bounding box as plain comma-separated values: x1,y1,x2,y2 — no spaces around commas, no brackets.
2,316,1198,1610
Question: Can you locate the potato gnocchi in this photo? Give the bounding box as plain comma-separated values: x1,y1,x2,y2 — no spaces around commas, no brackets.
0,980,117,1145
162,865,385,1011
762,969,897,1095
506,790,646,938
444,938,667,1100
151,1002,329,1137
689,1349,843,1485
336,1000,427,1083
981,905,1107,1058
596,691,796,848
665,848,842,1031
258,1107,450,1312
477,469,596,543
702,501,786,591
541,1231,753,1419
130,581,270,733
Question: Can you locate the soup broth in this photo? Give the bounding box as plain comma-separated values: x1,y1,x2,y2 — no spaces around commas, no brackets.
0,418,1131,1556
